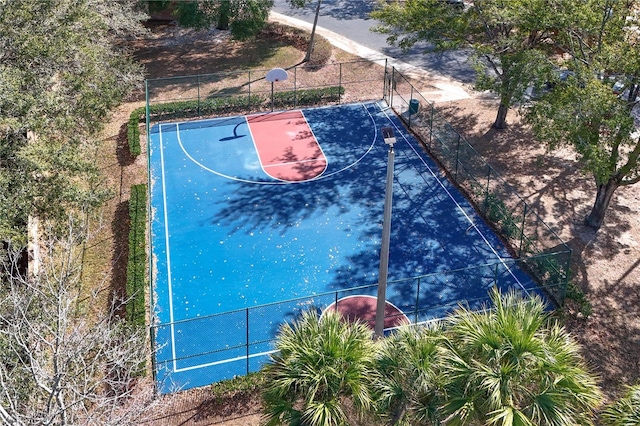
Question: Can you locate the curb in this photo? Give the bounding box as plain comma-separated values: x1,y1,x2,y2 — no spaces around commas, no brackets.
269,11,472,103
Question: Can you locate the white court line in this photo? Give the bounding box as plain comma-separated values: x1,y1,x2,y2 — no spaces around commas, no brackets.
158,124,179,371
156,105,378,374
175,349,277,373
174,104,379,184
263,157,326,168
377,104,527,293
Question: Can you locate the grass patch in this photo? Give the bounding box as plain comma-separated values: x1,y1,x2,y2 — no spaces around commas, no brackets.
209,372,265,397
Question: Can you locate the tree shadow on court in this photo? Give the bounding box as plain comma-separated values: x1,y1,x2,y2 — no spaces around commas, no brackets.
208,104,526,321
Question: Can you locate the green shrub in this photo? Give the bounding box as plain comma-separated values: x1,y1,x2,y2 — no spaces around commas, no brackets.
128,107,145,157
273,86,344,108
565,280,593,318
131,86,344,158
126,184,147,328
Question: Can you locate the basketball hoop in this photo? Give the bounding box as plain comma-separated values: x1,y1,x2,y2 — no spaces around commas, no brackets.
265,68,289,111
265,68,288,83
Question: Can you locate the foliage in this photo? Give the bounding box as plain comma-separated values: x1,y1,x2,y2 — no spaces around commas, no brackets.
482,191,521,241
0,220,157,425
371,0,563,129
127,184,147,329
564,280,593,318
262,310,379,426
440,288,602,425
171,0,274,40
373,325,445,425
272,86,344,107
0,0,146,245
523,0,640,229
128,108,145,157
262,290,602,425
601,384,640,426
210,372,265,398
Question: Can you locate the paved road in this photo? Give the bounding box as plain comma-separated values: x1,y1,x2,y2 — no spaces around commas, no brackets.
272,0,476,86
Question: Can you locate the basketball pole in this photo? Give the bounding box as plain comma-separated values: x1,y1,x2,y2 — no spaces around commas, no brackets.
375,127,396,338
265,68,288,112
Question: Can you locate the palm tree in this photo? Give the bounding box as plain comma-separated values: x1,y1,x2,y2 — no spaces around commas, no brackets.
440,288,602,426
261,310,379,426
373,325,445,426
600,384,640,426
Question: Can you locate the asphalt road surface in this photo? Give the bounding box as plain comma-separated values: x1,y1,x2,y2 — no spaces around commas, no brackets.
272,0,476,84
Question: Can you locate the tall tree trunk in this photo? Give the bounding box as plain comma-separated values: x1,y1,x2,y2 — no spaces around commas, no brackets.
304,0,322,62
585,178,619,229
27,216,40,278
217,0,230,30
492,101,509,129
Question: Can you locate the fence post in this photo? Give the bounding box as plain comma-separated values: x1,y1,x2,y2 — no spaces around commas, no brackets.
429,103,434,148
414,277,421,324
246,308,250,374
248,70,252,106
339,63,343,104
294,66,298,109
383,58,388,101
408,86,414,128
518,203,528,257
483,167,492,214
454,134,461,182
390,67,395,108
149,325,158,396
561,249,572,305
197,75,201,116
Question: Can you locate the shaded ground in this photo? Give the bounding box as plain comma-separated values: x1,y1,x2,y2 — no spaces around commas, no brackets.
103,20,640,425
438,97,640,397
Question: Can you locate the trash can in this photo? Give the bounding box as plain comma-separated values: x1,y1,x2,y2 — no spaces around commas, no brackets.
409,99,419,115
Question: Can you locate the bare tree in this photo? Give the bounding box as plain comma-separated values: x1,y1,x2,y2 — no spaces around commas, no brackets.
0,219,160,425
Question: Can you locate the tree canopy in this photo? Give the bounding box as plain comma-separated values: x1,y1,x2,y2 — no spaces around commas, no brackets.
0,0,146,246
262,289,603,426
524,0,640,229
371,0,565,129
163,0,274,40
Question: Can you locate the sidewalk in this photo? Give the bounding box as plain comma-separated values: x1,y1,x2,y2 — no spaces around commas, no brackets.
270,11,473,103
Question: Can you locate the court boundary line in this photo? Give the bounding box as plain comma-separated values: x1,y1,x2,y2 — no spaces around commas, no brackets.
172,103,378,184
152,101,528,379
158,123,179,372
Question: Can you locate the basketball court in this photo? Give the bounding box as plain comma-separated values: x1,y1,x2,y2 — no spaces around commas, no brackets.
149,100,538,392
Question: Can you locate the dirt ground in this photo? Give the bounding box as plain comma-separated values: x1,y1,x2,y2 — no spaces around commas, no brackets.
114,21,640,425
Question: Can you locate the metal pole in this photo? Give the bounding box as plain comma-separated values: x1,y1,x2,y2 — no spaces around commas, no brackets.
375,142,395,338
246,308,250,373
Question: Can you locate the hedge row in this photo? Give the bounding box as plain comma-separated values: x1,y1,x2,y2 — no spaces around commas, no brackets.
128,107,145,157
127,86,345,157
126,184,147,329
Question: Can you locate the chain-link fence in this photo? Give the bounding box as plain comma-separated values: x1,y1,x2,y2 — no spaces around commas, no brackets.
383,66,571,306
152,255,561,392
146,62,571,392
145,59,388,127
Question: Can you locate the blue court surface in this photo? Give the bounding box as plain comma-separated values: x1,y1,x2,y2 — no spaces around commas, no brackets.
149,101,538,392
